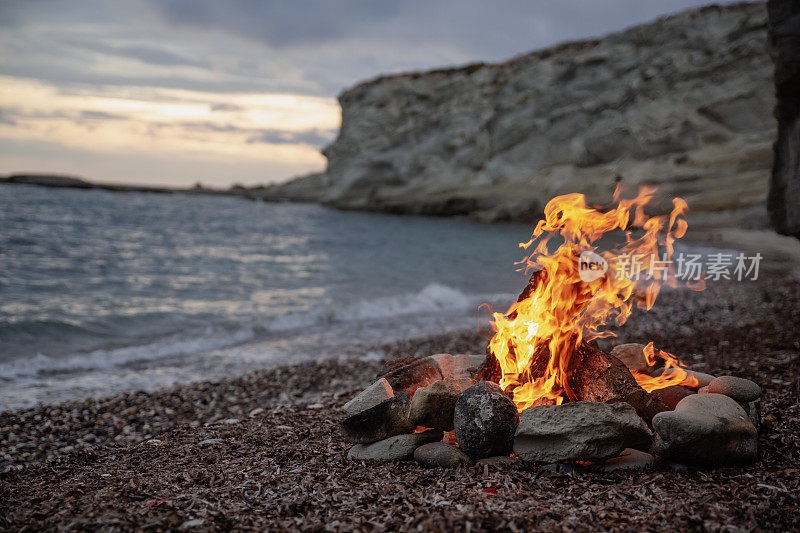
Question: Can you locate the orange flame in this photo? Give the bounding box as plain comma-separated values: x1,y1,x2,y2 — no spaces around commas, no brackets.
631,342,700,392
488,186,700,411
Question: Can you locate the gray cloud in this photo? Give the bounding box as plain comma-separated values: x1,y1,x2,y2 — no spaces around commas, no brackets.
210,103,241,112
0,0,742,186
146,0,739,65
68,39,212,69
0,107,71,121
165,120,336,147
0,108,16,125
0,107,129,122
245,128,336,147
0,0,740,97
79,110,126,120
152,0,401,48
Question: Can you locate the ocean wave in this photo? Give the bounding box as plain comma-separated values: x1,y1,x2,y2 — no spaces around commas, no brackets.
0,326,255,380
263,283,511,331
0,283,512,381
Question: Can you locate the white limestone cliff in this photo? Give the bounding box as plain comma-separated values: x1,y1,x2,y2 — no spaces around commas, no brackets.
261,2,775,227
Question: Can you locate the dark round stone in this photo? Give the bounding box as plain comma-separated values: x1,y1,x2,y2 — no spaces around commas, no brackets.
454,381,519,460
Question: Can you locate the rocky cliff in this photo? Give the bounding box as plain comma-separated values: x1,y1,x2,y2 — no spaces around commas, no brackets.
263,2,775,227
767,0,800,237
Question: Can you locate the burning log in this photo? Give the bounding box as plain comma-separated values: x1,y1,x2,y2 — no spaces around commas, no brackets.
480,185,695,419
479,266,669,423
566,343,669,424
476,271,543,384
478,341,668,423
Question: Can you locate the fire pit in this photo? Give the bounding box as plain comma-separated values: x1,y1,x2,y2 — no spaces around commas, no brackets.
341,188,762,469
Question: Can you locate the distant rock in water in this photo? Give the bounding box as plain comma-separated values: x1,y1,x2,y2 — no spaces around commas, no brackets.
1,174,95,189
257,3,775,227
0,173,223,195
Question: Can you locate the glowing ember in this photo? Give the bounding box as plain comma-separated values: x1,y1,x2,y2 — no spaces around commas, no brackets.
488,186,703,411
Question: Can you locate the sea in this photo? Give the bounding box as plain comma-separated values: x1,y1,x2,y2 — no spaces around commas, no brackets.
0,185,534,410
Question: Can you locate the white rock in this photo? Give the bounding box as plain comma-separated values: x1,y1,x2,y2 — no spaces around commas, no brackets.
343,378,394,416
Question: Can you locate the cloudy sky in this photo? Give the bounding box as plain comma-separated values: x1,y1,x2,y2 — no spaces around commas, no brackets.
0,0,730,188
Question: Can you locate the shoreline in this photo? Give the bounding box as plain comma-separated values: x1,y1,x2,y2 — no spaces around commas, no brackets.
2,224,797,413
0,327,490,466
2,275,797,462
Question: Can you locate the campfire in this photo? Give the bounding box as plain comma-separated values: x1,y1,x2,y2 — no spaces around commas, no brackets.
341,188,762,469
484,186,697,412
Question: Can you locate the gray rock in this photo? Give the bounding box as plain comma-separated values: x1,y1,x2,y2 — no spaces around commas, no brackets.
610,344,650,373
592,448,656,472
513,401,652,463
413,442,474,468
707,376,762,403
343,378,394,416
652,393,757,465
428,353,486,381
340,392,413,444
475,455,520,468
347,430,443,462
454,381,519,460
408,378,473,430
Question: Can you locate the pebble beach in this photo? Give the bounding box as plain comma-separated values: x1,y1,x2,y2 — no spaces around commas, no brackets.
2,274,799,530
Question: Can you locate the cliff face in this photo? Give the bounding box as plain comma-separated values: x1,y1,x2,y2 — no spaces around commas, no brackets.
767,0,800,237
271,2,776,226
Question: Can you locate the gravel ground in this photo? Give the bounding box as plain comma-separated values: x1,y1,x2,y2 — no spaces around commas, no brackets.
1,276,799,531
